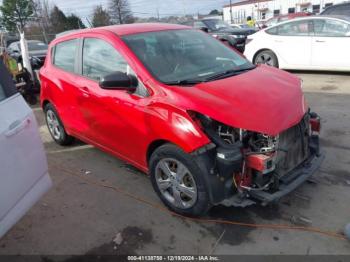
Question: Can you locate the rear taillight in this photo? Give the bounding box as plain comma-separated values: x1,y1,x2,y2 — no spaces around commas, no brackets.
309,113,321,133
310,118,321,133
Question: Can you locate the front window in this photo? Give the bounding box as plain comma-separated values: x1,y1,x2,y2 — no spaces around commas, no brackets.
203,19,232,31
122,29,254,84
313,19,350,37
82,38,127,81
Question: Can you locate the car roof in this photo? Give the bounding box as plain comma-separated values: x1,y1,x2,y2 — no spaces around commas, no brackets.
267,14,350,28
58,23,190,39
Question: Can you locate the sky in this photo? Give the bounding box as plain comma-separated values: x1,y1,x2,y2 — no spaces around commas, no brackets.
48,0,237,20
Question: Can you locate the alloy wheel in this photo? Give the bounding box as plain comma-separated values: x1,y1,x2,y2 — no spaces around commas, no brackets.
155,158,197,209
46,110,62,140
255,53,275,66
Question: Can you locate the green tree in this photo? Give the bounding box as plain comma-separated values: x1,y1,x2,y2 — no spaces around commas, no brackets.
0,0,34,32
92,5,111,27
209,9,221,15
50,5,67,33
66,14,86,30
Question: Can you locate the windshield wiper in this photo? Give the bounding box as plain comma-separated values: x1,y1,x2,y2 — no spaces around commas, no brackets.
204,66,256,82
164,79,204,86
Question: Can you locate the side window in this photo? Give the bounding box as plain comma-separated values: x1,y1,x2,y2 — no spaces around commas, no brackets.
276,20,311,36
82,38,127,81
314,19,350,37
82,38,149,97
0,83,6,102
53,39,78,73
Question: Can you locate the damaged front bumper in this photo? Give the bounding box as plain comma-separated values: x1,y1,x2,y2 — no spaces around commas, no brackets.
248,153,324,206
191,111,323,208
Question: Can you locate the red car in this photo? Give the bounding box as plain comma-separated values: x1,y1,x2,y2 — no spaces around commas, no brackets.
40,23,323,216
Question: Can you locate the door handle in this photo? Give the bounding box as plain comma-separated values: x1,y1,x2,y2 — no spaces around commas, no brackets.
81,87,90,98
5,118,31,137
315,40,326,43
275,40,283,43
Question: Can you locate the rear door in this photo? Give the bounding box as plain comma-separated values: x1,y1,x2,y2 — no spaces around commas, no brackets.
311,18,350,70
271,19,313,68
0,61,51,238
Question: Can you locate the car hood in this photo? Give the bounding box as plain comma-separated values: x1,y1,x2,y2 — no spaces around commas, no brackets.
166,65,306,136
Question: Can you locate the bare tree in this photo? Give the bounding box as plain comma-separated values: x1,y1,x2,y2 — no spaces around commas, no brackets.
108,0,134,24
32,0,51,42
92,5,111,27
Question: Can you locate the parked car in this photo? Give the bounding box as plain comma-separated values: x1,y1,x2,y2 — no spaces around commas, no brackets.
0,60,51,238
263,12,311,28
191,19,255,52
321,2,350,16
230,23,255,29
40,23,322,216
245,16,350,71
8,40,48,69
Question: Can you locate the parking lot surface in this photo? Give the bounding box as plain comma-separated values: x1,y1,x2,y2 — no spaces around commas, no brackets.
0,71,350,255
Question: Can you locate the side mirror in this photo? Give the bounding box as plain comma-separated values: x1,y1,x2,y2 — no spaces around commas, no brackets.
99,71,138,91
199,26,209,33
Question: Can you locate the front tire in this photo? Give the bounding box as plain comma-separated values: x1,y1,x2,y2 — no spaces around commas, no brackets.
254,50,279,68
44,103,74,146
149,144,211,216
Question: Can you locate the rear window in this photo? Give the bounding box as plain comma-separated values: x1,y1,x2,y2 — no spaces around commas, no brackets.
53,39,78,73
269,20,312,36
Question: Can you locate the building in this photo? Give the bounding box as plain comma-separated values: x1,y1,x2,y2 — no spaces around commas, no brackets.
223,0,347,23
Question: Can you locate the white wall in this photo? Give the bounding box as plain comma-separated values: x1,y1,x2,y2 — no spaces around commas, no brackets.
223,0,346,24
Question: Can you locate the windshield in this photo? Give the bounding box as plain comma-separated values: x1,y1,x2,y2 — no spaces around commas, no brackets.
122,29,254,84
203,19,232,31
27,41,48,51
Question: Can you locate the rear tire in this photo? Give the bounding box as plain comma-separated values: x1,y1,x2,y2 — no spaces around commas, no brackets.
149,144,211,216
254,50,279,68
44,103,74,146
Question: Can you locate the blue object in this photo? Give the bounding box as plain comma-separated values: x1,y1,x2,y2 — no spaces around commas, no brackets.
345,224,350,241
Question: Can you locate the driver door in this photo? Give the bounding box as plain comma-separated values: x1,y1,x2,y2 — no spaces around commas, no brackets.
311,18,350,70
74,37,150,160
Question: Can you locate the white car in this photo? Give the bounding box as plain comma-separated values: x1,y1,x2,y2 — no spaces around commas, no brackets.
0,61,52,238
244,15,350,71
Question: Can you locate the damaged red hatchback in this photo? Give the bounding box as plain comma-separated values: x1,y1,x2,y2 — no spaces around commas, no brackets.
40,23,323,216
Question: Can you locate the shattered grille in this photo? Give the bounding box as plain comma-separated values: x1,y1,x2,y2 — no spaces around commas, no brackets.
275,114,310,178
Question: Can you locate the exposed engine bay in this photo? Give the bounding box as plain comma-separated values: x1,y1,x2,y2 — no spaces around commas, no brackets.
192,111,322,206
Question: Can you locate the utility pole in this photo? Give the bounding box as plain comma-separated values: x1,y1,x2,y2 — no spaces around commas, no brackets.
230,0,233,23
156,0,160,21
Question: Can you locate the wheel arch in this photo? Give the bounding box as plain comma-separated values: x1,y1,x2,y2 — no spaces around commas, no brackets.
42,99,51,109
